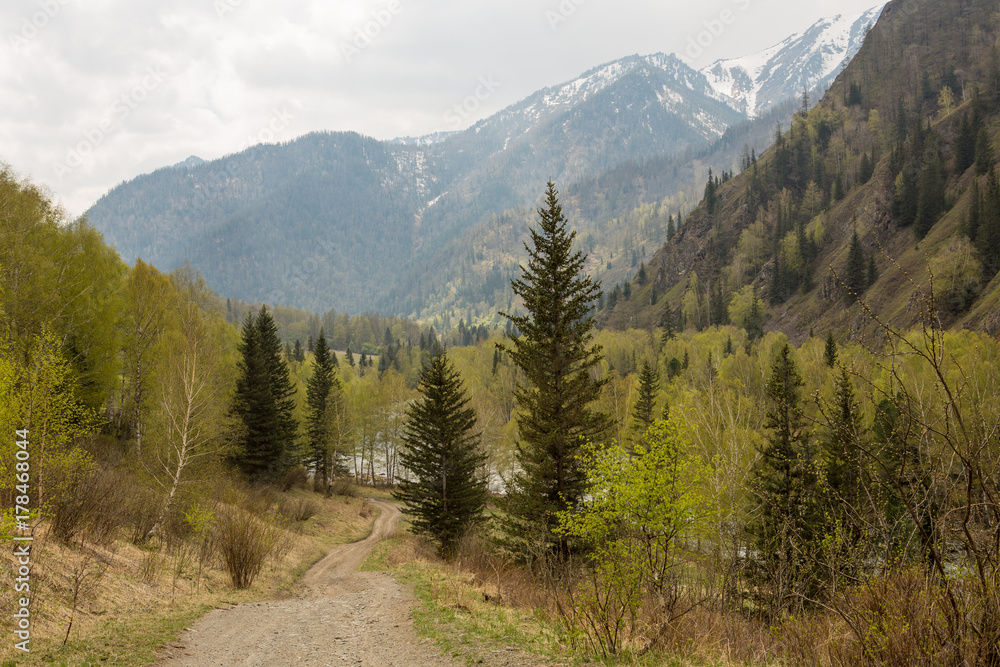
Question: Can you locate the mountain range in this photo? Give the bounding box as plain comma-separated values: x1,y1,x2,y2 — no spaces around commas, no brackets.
85,4,885,318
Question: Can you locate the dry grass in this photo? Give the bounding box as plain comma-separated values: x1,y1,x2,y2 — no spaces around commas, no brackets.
362,526,784,666
0,486,377,665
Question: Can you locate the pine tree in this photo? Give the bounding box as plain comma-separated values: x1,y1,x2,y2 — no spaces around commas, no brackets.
231,307,298,482
914,139,945,240
846,81,862,107
499,182,610,558
749,344,820,613
393,349,488,557
956,112,977,174
709,280,729,326
631,361,658,437
660,307,676,344
293,339,304,362
822,366,864,516
858,150,875,184
977,166,1000,277
346,344,355,367
818,366,867,576
867,253,879,287
306,330,345,488
966,178,982,241
824,331,838,368
844,230,867,300
975,126,994,176
704,169,719,214
745,290,764,345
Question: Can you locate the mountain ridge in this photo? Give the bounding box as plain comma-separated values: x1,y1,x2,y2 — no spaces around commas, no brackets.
86,7,885,317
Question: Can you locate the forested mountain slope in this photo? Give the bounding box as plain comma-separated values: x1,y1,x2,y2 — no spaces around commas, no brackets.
603,0,1000,341
86,9,878,317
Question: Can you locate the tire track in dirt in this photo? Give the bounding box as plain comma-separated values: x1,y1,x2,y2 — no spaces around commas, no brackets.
157,499,456,666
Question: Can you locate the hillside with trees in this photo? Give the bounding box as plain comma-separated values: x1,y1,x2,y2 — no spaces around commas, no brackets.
5,0,1000,663
603,0,1000,343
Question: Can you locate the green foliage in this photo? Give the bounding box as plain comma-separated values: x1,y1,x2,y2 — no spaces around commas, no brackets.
930,237,983,312
858,150,875,184
556,420,712,656
824,331,838,368
974,126,994,176
748,344,821,615
305,330,347,487
499,183,610,558
120,259,177,447
844,230,868,300
913,137,946,240
0,166,126,409
231,306,299,481
394,349,488,557
3,328,101,514
818,367,867,562
630,361,658,436
974,167,1000,277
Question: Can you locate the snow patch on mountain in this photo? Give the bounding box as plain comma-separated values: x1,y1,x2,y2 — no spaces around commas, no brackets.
701,3,886,116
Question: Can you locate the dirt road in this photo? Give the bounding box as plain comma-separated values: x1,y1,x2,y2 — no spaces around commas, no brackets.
157,499,456,666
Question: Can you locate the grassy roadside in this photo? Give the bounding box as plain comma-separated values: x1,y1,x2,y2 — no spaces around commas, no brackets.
0,485,380,666
359,521,748,667
360,522,578,666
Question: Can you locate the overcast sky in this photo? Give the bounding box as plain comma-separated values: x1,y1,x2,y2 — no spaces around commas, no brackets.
1,0,881,217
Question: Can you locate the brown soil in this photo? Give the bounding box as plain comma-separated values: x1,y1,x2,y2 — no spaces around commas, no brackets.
156,499,454,666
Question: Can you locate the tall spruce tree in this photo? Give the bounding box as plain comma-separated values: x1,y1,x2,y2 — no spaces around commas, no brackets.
975,126,994,176
232,306,298,482
977,166,1000,277
393,349,488,557
631,361,659,437
306,330,345,488
817,365,870,581
824,331,838,368
844,230,867,300
821,366,864,520
499,182,610,558
914,138,945,240
749,344,820,614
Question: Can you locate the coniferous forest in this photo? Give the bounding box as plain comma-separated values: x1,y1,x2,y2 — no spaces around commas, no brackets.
4,0,1000,664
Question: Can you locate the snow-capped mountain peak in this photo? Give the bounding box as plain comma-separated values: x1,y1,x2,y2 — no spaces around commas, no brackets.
701,3,886,117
